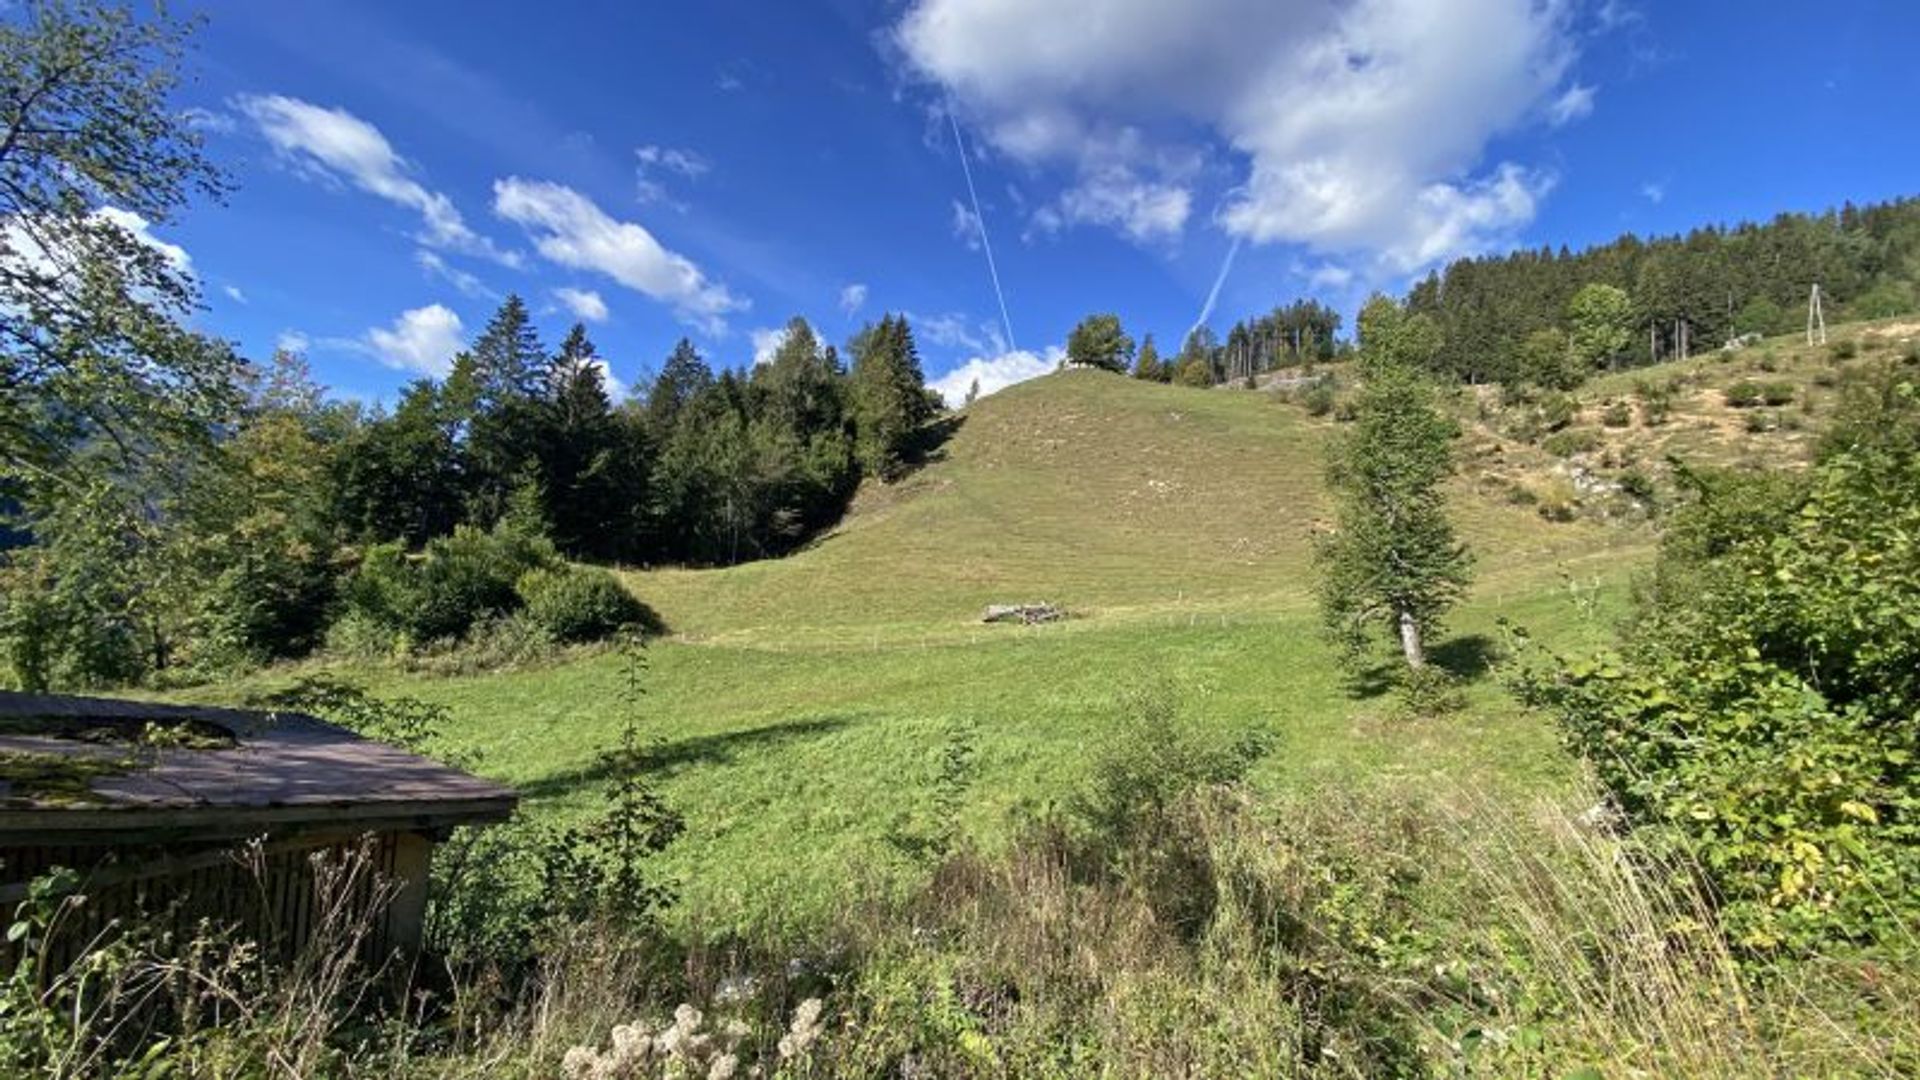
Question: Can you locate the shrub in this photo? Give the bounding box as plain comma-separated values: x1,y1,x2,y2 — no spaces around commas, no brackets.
1541,428,1601,458
1513,388,1920,953
1830,339,1859,361
1723,380,1764,408
341,525,560,645
1071,683,1269,847
1532,476,1579,522
1332,396,1360,422
1743,410,1778,434
1617,467,1657,504
1759,380,1796,406
1600,401,1632,428
1301,377,1337,417
517,567,649,643
1536,391,1577,432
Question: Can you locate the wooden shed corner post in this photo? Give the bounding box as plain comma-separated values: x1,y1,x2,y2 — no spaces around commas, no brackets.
385,831,434,957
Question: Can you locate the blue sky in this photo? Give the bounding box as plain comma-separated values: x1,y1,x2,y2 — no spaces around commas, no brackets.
144,0,1919,405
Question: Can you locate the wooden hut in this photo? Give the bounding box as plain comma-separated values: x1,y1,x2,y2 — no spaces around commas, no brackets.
0,690,516,965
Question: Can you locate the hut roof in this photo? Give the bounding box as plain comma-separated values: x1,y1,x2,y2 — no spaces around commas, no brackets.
0,690,516,843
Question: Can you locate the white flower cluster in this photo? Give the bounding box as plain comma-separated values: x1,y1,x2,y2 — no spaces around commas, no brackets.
559,998,825,1080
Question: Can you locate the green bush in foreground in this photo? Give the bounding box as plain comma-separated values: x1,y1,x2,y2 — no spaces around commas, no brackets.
1515,374,1920,952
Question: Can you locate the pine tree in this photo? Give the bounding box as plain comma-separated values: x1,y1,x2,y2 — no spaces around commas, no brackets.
461,295,549,526
645,338,713,439
1132,334,1165,381
468,294,547,406
536,323,624,556
849,314,931,481
1317,298,1472,676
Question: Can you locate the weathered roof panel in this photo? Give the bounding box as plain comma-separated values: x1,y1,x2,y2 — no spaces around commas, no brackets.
0,691,516,839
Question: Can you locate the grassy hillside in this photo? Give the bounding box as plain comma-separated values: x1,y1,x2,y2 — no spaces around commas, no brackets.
175,365,1691,933
171,325,1920,932
629,368,1634,647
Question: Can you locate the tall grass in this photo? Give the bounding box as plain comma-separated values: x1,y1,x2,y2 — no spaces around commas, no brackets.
6,787,1914,1077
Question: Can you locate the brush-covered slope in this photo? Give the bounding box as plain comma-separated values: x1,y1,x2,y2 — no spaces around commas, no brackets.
629,368,1628,645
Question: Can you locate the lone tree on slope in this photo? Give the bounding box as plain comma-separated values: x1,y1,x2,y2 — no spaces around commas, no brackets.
1315,295,1472,675
1066,313,1135,373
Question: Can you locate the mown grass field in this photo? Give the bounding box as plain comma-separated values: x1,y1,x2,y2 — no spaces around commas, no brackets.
180,368,1678,934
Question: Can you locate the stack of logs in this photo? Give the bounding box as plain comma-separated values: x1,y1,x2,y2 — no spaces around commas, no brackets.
981,603,1065,625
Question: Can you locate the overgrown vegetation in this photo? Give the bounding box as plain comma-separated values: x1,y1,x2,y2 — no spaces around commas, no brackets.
1515,367,1920,952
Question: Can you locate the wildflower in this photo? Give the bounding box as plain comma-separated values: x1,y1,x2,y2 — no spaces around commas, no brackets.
560,1045,598,1080
778,998,825,1059
708,1053,740,1080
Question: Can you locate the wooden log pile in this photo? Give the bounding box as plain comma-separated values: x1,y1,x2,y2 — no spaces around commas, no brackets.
981,603,1065,625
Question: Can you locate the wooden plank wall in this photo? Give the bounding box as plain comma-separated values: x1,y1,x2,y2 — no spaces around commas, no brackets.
0,831,426,978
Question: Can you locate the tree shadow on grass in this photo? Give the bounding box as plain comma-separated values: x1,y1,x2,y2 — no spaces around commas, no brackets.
1430,633,1501,681
517,714,855,801
897,412,968,478
1341,633,1502,699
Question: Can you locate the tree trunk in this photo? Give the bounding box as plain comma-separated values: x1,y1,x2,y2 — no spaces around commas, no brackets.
1397,607,1425,670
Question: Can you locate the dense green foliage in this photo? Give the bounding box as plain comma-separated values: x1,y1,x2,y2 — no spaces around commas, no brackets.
0,0,240,493
518,565,650,644
1404,196,1920,384
1065,312,1134,373
342,525,560,646
1517,369,1920,951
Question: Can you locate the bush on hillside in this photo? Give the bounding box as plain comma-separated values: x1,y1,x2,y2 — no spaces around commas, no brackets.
1301,377,1337,416
342,525,560,645
1723,380,1764,408
1600,401,1632,428
1513,375,1920,952
1542,428,1602,458
517,566,649,643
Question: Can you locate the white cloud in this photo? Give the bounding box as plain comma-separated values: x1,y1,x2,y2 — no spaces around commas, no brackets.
635,144,709,178
1303,261,1354,291
362,303,464,376
1640,181,1665,204
635,144,711,206
553,286,610,322
492,177,744,334
1039,166,1190,242
897,0,1584,271
909,311,1003,356
1546,83,1596,127
750,325,788,367
237,94,521,267
950,199,982,251
181,106,236,134
222,284,246,304
415,249,494,299
839,282,868,317
277,329,311,354
930,345,1063,406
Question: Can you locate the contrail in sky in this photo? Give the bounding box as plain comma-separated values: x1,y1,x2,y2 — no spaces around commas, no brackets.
1188,236,1242,341
949,109,1016,355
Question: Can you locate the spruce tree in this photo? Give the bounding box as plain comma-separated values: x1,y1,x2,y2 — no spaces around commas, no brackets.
849,314,931,481
645,338,713,439
537,323,623,556
1132,334,1164,381
1316,298,1472,675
